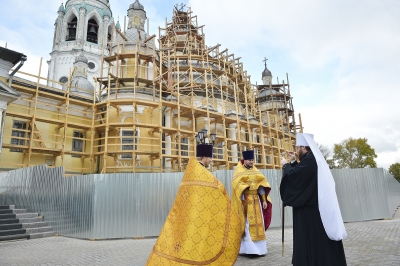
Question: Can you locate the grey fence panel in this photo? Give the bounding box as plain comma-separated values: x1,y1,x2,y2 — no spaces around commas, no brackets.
0,165,96,239
0,166,399,239
331,168,394,222
0,171,8,195
384,170,400,216
332,169,360,222
92,172,183,239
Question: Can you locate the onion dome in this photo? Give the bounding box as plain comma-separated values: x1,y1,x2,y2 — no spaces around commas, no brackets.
70,77,95,96
115,20,121,30
125,28,147,42
129,0,144,10
262,64,272,78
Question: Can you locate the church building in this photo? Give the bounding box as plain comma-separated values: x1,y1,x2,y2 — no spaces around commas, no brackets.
0,0,298,175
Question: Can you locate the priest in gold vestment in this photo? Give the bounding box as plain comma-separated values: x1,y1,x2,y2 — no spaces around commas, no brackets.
232,150,272,256
146,144,242,265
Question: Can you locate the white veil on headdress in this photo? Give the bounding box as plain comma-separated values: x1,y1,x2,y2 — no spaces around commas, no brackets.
297,133,347,241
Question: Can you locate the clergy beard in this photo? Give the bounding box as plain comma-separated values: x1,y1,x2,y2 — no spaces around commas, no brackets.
299,150,309,160
244,163,252,169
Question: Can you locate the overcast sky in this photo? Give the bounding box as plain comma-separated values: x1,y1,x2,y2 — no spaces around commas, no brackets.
1,0,399,169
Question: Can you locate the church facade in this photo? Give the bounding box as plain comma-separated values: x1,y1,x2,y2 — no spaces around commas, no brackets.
0,0,298,175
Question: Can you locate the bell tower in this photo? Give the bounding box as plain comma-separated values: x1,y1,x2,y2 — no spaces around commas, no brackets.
47,0,113,90
127,0,147,31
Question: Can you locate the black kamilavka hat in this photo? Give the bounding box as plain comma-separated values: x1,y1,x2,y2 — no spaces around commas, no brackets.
196,144,213,157
242,150,254,160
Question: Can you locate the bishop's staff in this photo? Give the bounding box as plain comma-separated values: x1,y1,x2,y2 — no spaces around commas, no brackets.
282,191,285,257
281,152,286,257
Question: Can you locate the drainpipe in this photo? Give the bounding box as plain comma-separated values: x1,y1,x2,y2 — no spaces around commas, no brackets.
8,55,27,86
0,109,7,154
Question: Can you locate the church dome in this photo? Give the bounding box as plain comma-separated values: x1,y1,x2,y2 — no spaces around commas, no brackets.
121,29,155,49
74,50,88,64
129,0,145,10
115,21,121,30
125,28,148,42
70,77,94,96
262,66,272,78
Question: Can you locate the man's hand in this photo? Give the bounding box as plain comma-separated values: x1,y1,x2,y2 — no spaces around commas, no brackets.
262,201,268,210
287,151,296,161
281,157,288,166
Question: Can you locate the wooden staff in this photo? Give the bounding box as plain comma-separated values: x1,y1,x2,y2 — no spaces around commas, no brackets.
281,152,286,257
282,202,285,256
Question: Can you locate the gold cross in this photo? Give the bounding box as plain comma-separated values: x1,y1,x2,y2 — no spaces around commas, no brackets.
182,188,190,200
174,242,181,252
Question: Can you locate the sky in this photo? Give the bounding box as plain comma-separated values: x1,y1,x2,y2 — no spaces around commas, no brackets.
0,0,399,170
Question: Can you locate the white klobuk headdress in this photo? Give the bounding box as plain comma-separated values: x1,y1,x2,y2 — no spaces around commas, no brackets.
296,133,314,146
296,133,347,241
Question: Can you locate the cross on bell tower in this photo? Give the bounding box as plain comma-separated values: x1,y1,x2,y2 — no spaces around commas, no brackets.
262,57,272,86
263,57,268,68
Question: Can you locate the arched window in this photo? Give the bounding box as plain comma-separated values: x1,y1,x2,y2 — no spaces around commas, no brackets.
87,19,98,44
67,17,77,41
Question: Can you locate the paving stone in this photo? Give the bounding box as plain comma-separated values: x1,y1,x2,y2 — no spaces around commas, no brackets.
0,217,398,265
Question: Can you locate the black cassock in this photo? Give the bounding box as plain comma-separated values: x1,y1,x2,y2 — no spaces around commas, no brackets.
280,152,347,266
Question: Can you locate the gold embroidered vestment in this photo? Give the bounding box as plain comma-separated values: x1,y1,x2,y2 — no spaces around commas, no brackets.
231,162,272,242
146,158,241,265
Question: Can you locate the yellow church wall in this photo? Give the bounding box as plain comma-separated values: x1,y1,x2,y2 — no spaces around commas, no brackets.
1,95,95,173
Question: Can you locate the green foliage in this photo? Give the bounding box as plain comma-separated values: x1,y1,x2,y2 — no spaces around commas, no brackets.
327,159,337,169
389,163,400,182
332,137,377,169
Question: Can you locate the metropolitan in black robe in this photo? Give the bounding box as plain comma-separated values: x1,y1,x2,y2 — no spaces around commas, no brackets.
280,151,347,266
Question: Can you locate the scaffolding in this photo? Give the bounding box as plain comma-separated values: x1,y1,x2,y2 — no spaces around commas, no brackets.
2,59,95,174
1,4,299,175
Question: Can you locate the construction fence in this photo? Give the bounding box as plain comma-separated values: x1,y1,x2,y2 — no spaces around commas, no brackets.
0,165,399,240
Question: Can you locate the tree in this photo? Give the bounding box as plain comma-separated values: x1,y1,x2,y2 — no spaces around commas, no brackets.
332,137,377,169
317,143,331,160
389,163,400,182
327,159,337,169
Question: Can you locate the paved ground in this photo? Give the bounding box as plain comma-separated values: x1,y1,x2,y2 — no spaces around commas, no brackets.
0,212,399,266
